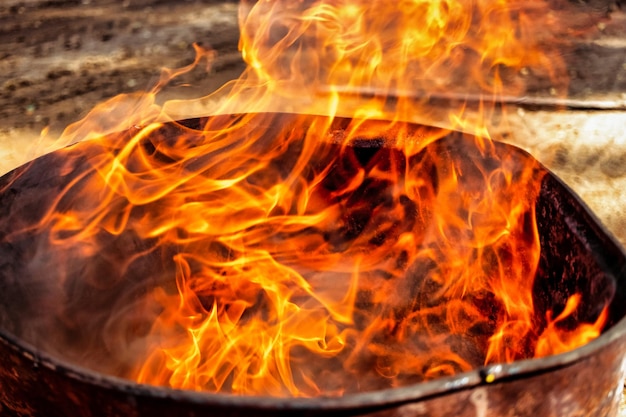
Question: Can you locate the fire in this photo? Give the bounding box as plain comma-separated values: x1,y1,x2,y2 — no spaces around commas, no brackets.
8,0,610,397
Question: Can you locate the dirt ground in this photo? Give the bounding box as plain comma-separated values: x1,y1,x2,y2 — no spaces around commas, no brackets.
0,0,245,142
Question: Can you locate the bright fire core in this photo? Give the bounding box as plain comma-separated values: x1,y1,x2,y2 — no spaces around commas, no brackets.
18,0,609,397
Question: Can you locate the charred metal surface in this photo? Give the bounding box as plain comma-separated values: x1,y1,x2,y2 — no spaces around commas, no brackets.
0,114,625,416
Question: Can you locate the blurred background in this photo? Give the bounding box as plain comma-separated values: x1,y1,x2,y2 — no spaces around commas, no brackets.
0,0,244,145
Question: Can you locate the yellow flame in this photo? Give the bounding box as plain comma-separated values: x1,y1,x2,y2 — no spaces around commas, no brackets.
14,0,605,399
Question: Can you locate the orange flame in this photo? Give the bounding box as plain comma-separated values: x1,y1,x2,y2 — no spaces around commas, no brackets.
14,0,608,398
535,294,608,358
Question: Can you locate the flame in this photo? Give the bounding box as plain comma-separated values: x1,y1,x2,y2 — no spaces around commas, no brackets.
535,294,608,358
9,0,610,398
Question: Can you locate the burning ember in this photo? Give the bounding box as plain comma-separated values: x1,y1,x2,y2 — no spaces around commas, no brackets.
0,0,615,401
